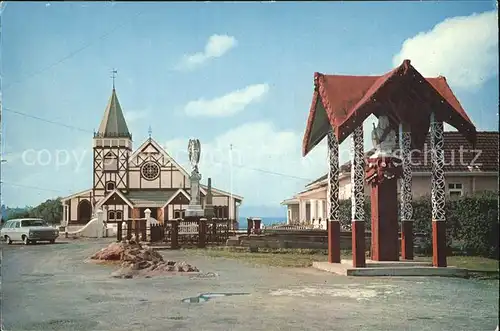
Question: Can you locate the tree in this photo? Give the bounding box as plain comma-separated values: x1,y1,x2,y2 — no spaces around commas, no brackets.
29,198,63,225
3,198,62,225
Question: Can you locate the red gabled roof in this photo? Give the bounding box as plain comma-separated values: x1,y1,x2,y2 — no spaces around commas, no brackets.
303,59,477,156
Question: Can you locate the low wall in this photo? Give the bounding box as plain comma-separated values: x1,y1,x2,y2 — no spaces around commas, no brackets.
232,231,426,252
235,231,371,251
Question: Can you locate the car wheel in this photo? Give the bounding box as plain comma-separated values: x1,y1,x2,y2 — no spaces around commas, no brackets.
22,235,30,245
5,236,12,245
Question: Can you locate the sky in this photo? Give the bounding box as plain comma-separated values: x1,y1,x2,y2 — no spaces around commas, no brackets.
1,1,498,216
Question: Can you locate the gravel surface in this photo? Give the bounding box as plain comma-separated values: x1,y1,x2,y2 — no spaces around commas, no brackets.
1,239,498,331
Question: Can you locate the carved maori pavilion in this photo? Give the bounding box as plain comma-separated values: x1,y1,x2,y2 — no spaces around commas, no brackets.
302,59,477,268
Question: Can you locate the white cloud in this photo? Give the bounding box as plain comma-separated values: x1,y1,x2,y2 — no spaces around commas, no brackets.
184,84,269,117
393,10,498,89
161,117,377,207
178,34,237,70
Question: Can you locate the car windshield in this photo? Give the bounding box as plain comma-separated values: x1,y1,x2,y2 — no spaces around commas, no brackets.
21,220,48,227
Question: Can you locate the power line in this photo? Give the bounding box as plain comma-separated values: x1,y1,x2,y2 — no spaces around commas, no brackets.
3,106,317,182
1,181,68,193
3,10,144,90
3,107,93,133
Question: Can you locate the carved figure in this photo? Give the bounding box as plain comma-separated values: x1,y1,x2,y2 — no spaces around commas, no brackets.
371,115,397,156
188,139,201,170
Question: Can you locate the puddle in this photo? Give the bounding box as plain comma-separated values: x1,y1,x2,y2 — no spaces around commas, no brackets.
181,292,249,303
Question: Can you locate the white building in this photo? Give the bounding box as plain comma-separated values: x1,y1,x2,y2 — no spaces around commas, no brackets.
281,131,499,228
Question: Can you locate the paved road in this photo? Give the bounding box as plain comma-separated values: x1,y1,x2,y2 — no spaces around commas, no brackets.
1,239,498,331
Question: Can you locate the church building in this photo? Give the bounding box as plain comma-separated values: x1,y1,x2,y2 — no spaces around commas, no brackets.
61,87,243,225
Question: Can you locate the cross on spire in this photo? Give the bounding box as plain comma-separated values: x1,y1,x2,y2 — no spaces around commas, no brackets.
148,125,152,139
111,68,118,89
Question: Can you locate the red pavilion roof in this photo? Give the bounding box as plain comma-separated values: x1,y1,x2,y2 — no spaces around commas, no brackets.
302,59,477,156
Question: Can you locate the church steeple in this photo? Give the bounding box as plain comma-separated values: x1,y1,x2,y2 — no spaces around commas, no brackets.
96,88,131,139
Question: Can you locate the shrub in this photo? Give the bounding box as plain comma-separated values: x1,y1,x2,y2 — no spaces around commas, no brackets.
339,191,499,258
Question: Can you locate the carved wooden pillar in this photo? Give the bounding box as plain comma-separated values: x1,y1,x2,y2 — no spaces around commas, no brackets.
399,123,414,260
351,126,366,268
430,112,447,267
327,130,341,263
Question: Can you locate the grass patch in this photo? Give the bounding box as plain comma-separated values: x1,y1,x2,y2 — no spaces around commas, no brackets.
187,247,499,276
415,255,499,277
186,247,349,268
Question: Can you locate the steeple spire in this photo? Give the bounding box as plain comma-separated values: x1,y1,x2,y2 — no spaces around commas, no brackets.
148,125,152,139
111,68,117,89
96,87,131,139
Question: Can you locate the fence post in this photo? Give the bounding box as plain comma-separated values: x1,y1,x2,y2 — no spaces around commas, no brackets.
198,218,207,248
117,221,123,242
127,220,133,241
134,220,140,241
171,219,179,249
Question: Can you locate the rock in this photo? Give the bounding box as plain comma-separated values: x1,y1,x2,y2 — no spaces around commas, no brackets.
89,241,199,278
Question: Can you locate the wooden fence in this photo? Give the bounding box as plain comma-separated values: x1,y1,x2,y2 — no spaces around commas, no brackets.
116,218,232,248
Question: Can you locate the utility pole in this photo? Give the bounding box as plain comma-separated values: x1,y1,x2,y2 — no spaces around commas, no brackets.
229,144,233,220
0,1,5,222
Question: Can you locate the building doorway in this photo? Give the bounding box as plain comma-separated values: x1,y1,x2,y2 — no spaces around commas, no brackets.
77,200,92,223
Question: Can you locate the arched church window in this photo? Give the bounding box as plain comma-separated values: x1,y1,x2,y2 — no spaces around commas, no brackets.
104,152,118,171
141,161,160,181
106,182,116,191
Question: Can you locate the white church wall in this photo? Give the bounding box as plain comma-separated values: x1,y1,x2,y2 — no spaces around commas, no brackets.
129,171,140,188
141,178,160,189
160,171,172,187
172,171,185,189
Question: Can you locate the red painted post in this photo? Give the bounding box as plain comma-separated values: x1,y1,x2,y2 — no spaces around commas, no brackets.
351,221,366,268
328,221,341,263
254,218,262,234
247,218,253,235
432,221,447,267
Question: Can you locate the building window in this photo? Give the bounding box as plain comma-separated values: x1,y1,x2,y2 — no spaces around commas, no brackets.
108,210,116,221
115,211,123,220
106,181,116,191
448,183,463,198
141,161,160,181
173,209,185,219
103,152,118,171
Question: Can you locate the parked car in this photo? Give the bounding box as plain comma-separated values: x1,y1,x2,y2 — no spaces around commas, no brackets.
1,218,59,245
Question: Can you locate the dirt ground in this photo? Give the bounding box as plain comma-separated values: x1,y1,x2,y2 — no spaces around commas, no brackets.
1,239,498,331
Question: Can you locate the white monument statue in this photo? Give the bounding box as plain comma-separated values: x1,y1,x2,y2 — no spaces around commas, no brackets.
185,139,204,217
371,115,397,158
